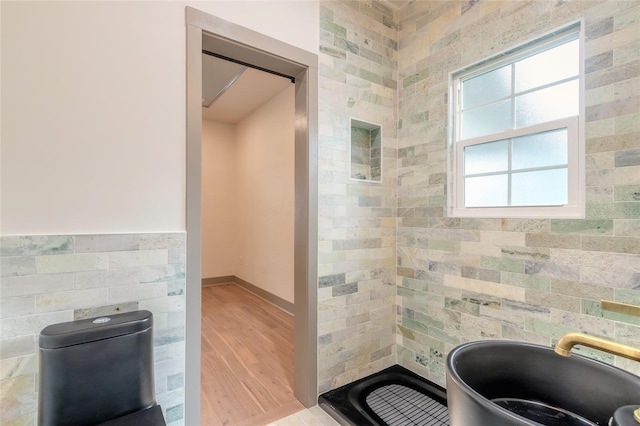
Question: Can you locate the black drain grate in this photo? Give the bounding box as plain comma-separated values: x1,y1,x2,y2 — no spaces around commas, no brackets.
366,384,450,426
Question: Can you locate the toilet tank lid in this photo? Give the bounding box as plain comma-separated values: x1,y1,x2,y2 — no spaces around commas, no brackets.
39,310,153,349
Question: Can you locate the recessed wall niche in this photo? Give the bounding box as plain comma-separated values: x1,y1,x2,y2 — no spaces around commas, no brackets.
350,118,382,183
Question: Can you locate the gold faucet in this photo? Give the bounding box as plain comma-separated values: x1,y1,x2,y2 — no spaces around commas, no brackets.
554,332,640,362
555,332,640,424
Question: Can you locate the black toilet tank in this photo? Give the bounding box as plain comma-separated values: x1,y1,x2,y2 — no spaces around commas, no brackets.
38,310,156,426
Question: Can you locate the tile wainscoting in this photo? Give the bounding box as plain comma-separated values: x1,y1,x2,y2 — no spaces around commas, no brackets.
0,233,186,425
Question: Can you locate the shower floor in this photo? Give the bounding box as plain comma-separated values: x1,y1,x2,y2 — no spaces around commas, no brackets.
319,365,449,426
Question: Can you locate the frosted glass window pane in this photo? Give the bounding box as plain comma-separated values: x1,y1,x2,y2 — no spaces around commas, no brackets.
515,80,578,128
465,175,508,207
461,99,511,139
512,129,568,170
511,168,568,206
463,65,512,109
464,140,509,175
516,40,579,92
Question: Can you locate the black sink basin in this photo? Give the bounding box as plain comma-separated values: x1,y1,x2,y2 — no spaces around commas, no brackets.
446,340,640,426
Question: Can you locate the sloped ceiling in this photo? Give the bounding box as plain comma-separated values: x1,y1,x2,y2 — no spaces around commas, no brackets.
201,0,411,123
201,54,292,124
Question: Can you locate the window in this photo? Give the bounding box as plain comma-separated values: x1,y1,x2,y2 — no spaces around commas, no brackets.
449,23,584,218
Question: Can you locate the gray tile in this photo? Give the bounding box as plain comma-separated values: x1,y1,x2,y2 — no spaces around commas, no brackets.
319,273,346,288
0,335,36,359
586,16,614,40
1,256,36,277
586,51,613,74
0,236,73,257
615,148,640,168
74,302,139,320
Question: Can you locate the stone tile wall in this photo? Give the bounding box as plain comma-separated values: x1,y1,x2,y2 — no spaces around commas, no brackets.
3,4,638,418
350,125,382,181
318,0,399,392
370,127,382,181
0,233,186,425
397,0,640,386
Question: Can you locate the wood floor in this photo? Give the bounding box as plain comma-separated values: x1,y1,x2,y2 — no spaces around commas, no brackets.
201,284,304,425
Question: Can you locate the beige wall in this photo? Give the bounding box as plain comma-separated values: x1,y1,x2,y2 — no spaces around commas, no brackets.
201,85,295,302
236,85,295,303
0,1,318,235
202,120,239,278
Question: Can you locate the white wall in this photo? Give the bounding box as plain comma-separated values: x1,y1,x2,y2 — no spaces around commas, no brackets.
0,1,319,235
236,85,295,303
201,120,239,278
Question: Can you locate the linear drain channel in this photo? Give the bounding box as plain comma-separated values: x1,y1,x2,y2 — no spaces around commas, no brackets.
366,384,450,426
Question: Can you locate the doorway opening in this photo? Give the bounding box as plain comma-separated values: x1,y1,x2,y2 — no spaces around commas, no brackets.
200,53,297,423
185,7,319,425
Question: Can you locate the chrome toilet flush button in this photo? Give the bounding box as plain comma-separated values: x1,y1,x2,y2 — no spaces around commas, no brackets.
92,317,111,324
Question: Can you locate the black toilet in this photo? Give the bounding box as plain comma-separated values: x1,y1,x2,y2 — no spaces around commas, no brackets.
38,310,165,426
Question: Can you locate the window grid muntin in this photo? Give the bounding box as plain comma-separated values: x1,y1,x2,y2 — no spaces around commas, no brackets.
463,138,569,208
456,117,577,209
454,29,579,91
451,26,582,216
464,160,569,179
455,30,579,143
460,74,579,117
459,54,579,140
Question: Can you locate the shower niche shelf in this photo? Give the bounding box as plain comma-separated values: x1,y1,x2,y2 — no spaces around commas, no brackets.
350,118,382,183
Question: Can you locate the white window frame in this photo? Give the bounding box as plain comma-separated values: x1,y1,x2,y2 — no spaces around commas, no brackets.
448,22,585,219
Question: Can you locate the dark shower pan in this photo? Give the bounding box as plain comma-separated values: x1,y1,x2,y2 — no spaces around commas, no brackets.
319,364,449,426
